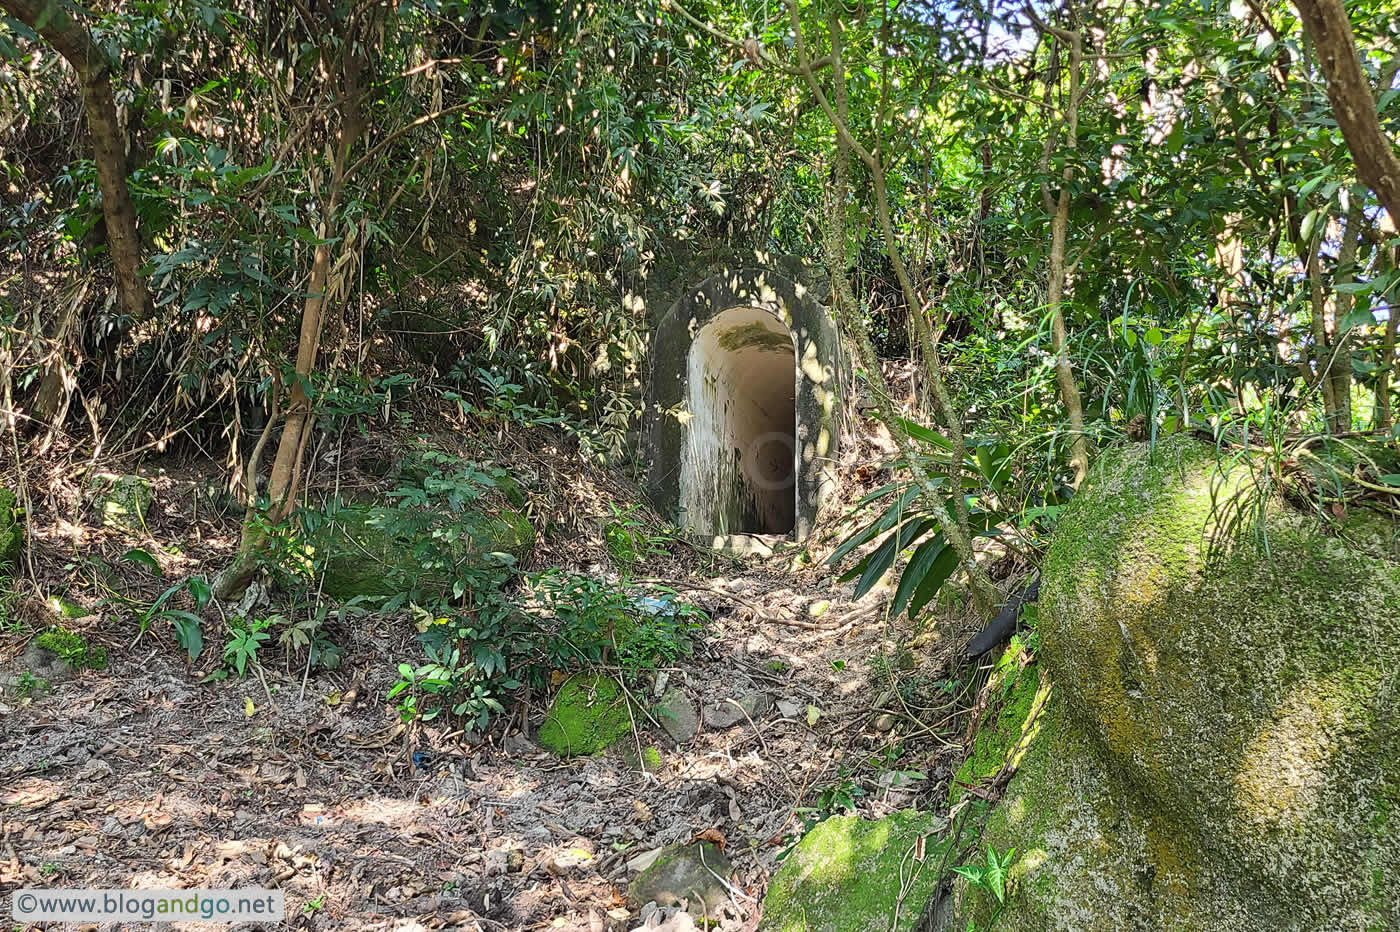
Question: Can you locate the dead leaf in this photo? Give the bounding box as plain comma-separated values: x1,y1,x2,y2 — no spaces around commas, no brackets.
691,827,726,850
243,697,256,718
806,704,822,726
625,847,664,873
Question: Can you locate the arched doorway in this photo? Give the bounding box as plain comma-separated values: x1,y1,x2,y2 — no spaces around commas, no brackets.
642,268,842,543
679,307,797,535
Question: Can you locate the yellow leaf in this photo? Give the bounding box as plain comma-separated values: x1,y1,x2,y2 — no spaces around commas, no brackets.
550,670,569,687
324,691,341,706
244,697,256,718
806,705,822,727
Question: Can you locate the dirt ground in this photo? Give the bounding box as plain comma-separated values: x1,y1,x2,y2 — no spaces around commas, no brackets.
0,424,984,931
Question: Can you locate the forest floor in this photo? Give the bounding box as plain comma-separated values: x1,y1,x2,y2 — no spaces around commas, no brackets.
0,417,988,931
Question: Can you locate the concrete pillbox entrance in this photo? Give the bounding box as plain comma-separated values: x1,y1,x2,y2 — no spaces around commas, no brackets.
642,269,841,546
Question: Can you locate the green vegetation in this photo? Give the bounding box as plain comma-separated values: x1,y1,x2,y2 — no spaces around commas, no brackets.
35,627,107,671
537,674,633,757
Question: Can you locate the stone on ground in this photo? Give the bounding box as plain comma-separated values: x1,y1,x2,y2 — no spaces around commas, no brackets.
88,473,154,531
537,674,632,757
704,691,770,729
655,687,698,743
761,810,948,932
959,436,1400,930
628,840,733,916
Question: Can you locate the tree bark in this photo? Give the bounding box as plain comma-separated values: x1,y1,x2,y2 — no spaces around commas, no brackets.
1291,0,1400,222
1,0,152,324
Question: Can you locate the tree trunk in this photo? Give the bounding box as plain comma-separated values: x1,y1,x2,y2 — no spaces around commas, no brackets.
1291,0,1400,223
1325,199,1365,433
1043,30,1091,487
214,34,367,601
1,0,152,324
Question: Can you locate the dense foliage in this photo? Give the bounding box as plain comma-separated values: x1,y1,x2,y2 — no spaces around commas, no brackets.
3,0,1398,644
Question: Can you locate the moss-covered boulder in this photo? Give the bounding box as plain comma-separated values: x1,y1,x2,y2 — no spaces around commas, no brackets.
318,501,533,601
0,487,21,568
961,436,1400,930
537,674,632,757
761,810,948,932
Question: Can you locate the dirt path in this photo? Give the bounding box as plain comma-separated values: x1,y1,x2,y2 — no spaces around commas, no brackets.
0,426,976,931
1,546,973,931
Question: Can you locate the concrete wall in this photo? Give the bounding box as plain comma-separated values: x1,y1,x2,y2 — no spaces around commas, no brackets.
643,269,841,541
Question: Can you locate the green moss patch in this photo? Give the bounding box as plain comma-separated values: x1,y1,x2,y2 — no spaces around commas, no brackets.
0,488,22,568
537,674,632,757
35,627,107,671
760,810,948,932
89,473,154,531
949,639,1050,806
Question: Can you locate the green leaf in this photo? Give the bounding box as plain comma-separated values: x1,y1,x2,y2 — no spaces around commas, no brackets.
122,548,162,574
891,535,947,618
892,416,953,451
1379,475,1400,487
187,576,212,610
986,846,1011,904
907,544,961,618
166,612,204,662
1145,327,1164,346
852,518,937,600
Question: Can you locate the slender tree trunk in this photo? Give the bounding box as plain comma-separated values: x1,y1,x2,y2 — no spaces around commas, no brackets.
808,9,998,614
214,36,368,600
1038,28,1091,486
1325,199,1365,432
1,0,151,325
1291,0,1400,222
1305,233,1342,424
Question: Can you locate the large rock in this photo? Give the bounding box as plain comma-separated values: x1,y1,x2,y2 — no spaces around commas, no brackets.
761,811,947,931
958,436,1400,930
318,501,533,601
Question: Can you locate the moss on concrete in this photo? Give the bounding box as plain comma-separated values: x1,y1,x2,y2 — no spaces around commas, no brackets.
318,501,533,601
1011,435,1400,929
948,637,1049,806
0,488,20,568
89,473,154,531
537,674,632,757
760,810,948,932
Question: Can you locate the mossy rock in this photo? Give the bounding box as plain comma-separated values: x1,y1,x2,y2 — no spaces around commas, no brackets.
959,690,1292,931
35,627,107,671
628,840,733,914
0,488,20,568
537,674,632,757
761,810,948,932
89,473,155,531
948,637,1050,806
971,435,1400,929
318,501,533,601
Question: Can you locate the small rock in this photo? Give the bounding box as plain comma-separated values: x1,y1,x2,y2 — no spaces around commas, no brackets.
628,841,734,916
704,693,771,730
502,732,536,756
776,698,804,719
873,713,897,733
655,688,698,743
483,850,508,877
